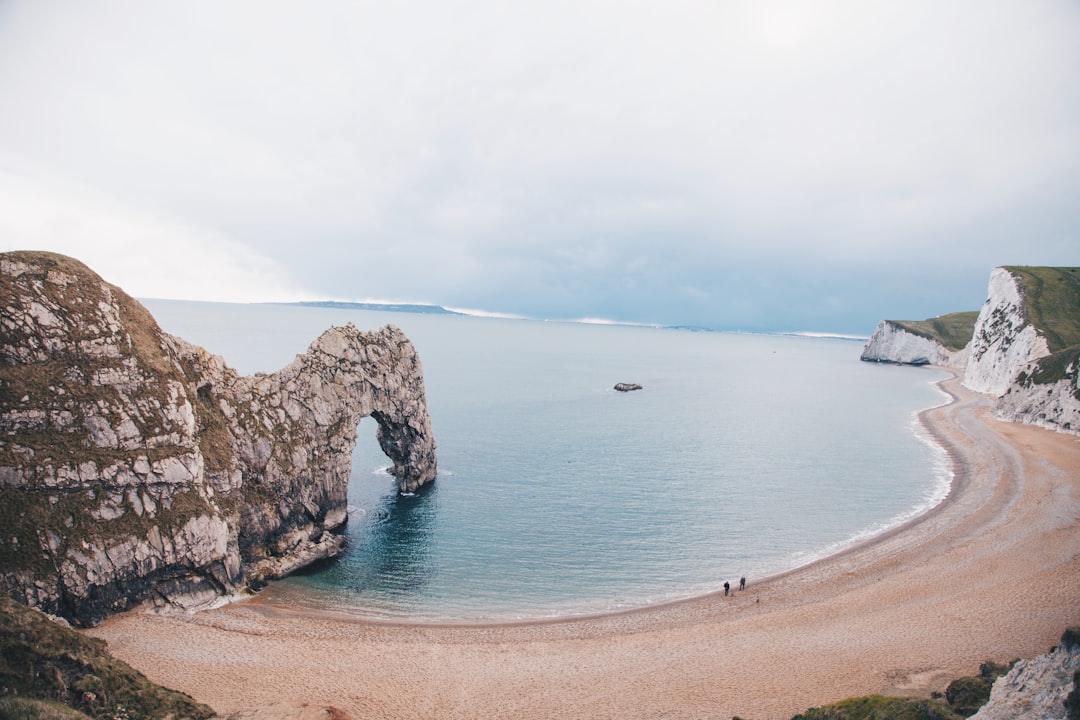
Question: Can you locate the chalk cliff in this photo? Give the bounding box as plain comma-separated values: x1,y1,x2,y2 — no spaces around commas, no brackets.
0,251,437,626
862,266,1080,436
964,267,1051,396
860,320,967,368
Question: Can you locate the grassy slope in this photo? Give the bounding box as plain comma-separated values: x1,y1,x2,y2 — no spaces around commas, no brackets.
1007,267,1080,390
886,267,1080,361
892,312,980,352
787,662,1012,720
790,695,963,720
788,631,1080,720
1008,266,1080,352
0,593,215,720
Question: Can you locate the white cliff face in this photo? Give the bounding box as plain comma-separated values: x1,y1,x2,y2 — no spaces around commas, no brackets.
864,267,1079,436
970,633,1080,720
964,267,1051,397
0,251,438,626
994,361,1080,435
861,321,967,368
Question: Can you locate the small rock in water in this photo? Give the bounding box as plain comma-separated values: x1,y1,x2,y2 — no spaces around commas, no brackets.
614,383,643,392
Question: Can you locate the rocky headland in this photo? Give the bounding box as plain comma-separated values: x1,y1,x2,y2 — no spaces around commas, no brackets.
970,628,1080,720
0,251,437,627
862,266,1080,435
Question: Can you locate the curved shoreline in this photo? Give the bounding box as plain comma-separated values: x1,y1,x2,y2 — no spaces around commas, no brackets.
240,371,960,630
243,371,962,632
88,375,1080,719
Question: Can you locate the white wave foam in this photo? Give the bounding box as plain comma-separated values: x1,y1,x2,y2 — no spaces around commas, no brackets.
564,316,661,327
782,385,955,574
784,331,870,341
443,306,528,320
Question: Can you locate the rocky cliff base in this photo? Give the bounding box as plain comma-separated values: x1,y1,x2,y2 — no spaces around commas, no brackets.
0,251,437,626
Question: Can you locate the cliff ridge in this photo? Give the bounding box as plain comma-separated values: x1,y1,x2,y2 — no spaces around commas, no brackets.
0,251,437,625
861,266,1080,435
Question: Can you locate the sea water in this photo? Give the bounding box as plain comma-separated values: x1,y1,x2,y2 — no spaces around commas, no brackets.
144,299,951,621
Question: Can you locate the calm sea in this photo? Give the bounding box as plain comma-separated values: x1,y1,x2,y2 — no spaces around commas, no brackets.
144,299,950,621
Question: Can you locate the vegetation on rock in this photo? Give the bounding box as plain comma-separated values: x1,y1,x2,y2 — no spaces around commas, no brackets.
1007,266,1080,353
0,595,213,720
790,694,963,720
942,661,1013,716
892,312,980,352
1004,267,1080,394
1,251,437,626
789,659,1016,720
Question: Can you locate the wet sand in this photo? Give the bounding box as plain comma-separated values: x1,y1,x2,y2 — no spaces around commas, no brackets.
88,376,1080,719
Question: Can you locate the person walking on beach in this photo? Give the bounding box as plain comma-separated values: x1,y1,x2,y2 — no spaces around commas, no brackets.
739,577,746,591
723,581,730,596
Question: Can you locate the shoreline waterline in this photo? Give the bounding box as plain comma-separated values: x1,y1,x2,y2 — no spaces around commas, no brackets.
87,373,1080,718
158,371,962,631
238,371,961,628
138,300,951,623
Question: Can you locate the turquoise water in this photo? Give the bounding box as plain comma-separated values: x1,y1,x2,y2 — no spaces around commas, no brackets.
145,300,950,621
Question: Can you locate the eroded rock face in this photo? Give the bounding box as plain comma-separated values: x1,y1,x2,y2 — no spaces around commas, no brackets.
970,629,1080,720
0,251,436,625
964,267,1051,397
861,266,1080,437
860,320,967,368
995,367,1080,436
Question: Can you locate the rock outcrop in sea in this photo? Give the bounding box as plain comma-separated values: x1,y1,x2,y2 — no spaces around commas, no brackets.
861,266,1080,436
0,251,437,626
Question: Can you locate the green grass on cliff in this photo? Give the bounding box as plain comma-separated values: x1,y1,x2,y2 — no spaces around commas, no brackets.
892,312,980,352
1007,266,1080,353
790,695,963,720
0,595,214,720
1007,267,1080,393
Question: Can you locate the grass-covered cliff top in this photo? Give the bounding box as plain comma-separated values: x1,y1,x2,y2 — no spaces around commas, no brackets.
1007,266,1080,353
1007,267,1080,390
886,267,1080,358
892,312,980,352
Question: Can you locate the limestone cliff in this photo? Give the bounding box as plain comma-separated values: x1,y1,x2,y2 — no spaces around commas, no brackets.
860,319,969,368
862,266,1080,436
965,266,1080,435
994,353,1080,435
0,251,437,626
964,266,1052,396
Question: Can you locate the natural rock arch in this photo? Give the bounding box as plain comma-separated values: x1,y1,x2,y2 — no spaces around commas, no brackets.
0,251,437,625
214,322,439,575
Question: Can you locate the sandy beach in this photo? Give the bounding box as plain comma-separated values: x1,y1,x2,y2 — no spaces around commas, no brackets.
87,375,1080,720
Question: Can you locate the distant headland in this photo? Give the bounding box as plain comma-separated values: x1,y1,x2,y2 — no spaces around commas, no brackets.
862,266,1080,436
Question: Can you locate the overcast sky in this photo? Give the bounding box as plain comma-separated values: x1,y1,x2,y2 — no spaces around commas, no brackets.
1,1,1077,333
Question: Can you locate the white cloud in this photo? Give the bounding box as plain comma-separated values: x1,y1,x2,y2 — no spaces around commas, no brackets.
0,170,310,302
0,0,1077,330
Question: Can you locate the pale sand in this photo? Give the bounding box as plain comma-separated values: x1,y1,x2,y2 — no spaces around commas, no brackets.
87,376,1080,720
